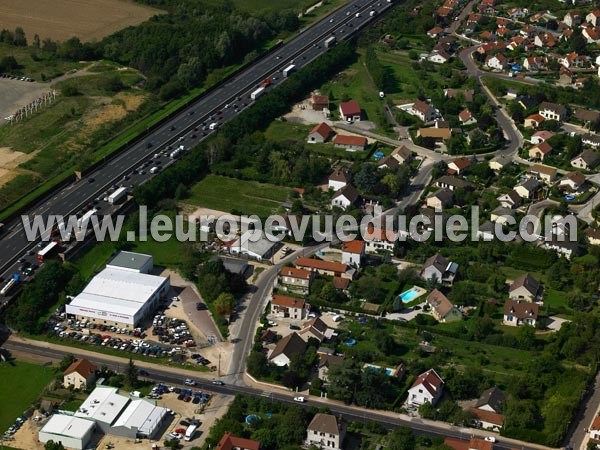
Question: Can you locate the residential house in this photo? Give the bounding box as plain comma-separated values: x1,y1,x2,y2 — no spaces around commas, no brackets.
564,11,583,27
497,189,522,209
574,108,600,125
560,51,586,68
390,145,414,164
410,100,437,122
429,51,451,64
509,273,542,302
305,414,345,450
571,149,600,170
421,253,458,286
277,267,314,294
584,26,600,43
339,100,361,122
300,317,331,342
448,157,472,175
476,41,506,54
458,108,477,126
589,416,600,441
427,26,444,38
534,33,557,48
585,228,600,246
477,220,495,241
268,332,307,367
489,154,512,171
333,135,367,151
341,240,365,268
559,172,585,191
435,175,474,191
331,184,360,210
328,167,351,191
582,134,600,148
517,95,539,110
503,299,539,326
377,155,400,171
426,189,454,209
295,257,350,278
475,387,506,413
486,53,507,70
524,113,545,128
559,67,574,85
528,142,553,160
508,7,527,19
523,56,548,71
332,276,350,292
586,10,600,26
311,95,329,111
491,206,516,225
425,289,462,322
271,294,309,320
63,359,97,390
545,234,579,259
437,6,453,17
531,130,553,144
539,102,568,122
444,88,474,103
407,369,444,406
318,354,344,382
526,163,557,184
364,227,397,254
417,127,452,141
308,122,334,144
216,432,260,450
514,178,540,199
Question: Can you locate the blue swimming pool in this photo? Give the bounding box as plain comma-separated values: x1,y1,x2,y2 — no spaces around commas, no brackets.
399,288,421,302
365,365,393,376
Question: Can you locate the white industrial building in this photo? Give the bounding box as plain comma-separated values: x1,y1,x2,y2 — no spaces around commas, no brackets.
228,230,280,261
66,252,170,329
106,251,154,274
39,414,95,450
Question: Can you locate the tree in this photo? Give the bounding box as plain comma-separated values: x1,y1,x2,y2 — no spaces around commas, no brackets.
125,358,138,387
388,426,416,450
215,292,236,316
59,354,76,372
14,27,27,46
45,441,66,450
247,351,270,378
326,359,361,403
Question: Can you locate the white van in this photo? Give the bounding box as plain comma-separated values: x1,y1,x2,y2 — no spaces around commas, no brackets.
150,166,160,174
209,122,218,130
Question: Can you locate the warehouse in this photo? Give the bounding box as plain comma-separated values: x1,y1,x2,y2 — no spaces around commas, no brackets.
39,414,95,450
66,256,170,329
227,230,280,261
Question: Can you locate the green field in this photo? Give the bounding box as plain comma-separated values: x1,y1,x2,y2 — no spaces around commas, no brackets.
0,43,83,81
0,360,54,432
186,174,291,217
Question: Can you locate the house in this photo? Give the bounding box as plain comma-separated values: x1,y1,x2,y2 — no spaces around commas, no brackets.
514,178,540,199
268,332,307,367
458,109,477,126
585,228,600,246
589,416,600,441
427,26,444,38
311,94,329,111
435,175,474,191
306,414,345,450
390,145,413,164
228,230,279,261
328,167,351,191
524,113,545,129
586,10,600,26
508,7,527,18
517,95,539,110
333,134,367,151
445,437,494,450
509,273,542,302
545,234,579,259
271,294,309,320
447,157,472,175
486,54,507,70
216,432,261,450
421,253,458,286
277,267,313,294
560,172,585,191
531,130,553,145
300,317,332,342
308,122,334,144
332,276,350,291
528,142,553,161
331,184,360,210
497,189,522,209
341,240,365,268
364,227,397,254
410,100,437,122
489,154,512,171
539,102,568,122
491,206,516,224
63,358,97,390
425,289,462,322
560,51,586,68
407,369,444,406
296,257,350,278
573,108,600,125
426,189,454,209
429,51,451,64
571,149,600,170
583,26,600,43
477,221,496,241
470,408,505,432
377,155,400,171
475,387,505,413
339,100,361,122
526,164,557,184
582,134,600,148
318,354,344,382
417,127,452,141
503,299,539,326
444,88,474,103
564,11,582,27
523,56,547,71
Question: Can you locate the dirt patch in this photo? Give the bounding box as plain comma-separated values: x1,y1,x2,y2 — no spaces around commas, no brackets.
84,93,145,129
0,146,37,187
0,0,162,42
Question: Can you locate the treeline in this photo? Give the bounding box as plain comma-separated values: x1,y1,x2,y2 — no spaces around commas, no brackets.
0,27,27,47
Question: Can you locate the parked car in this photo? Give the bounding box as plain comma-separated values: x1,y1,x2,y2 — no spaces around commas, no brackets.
293,396,305,403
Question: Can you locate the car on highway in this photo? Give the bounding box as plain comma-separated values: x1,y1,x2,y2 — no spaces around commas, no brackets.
293,396,305,402
184,378,196,386
212,380,225,385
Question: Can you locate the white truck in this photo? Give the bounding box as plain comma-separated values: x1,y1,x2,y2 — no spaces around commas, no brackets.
283,64,296,77
184,424,198,441
108,187,127,204
324,36,336,48
170,145,185,158
209,122,218,130
250,87,265,100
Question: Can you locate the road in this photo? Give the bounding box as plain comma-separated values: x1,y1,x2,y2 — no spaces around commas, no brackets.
3,337,553,450
0,0,394,289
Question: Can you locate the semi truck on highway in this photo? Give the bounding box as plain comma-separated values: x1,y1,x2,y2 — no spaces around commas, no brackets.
250,87,265,100
283,64,296,77
108,187,127,204
0,274,19,296
324,36,336,48
37,241,60,262
77,209,98,229
170,145,185,159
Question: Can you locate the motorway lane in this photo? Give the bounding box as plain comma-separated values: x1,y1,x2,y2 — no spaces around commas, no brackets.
0,0,396,284
3,338,548,450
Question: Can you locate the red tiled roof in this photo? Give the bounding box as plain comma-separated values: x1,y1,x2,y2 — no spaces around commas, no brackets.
280,267,312,280
312,94,329,105
63,358,96,377
334,134,367,147
444,437,469,450
216,432,260,450
272,294,305,309
410,368,443,396
339,100,361,117
469,437,493,450
296,257,347,273
342,240,365,254
310,122,334,140
333,277,350,290
469,407,505,426
591,415,600,431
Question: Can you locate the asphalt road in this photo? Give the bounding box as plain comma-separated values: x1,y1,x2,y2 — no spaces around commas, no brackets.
0,0,395,289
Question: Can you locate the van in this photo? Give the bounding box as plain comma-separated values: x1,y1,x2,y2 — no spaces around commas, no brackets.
150,167,160,174
209,122,218,130
130,391,142,398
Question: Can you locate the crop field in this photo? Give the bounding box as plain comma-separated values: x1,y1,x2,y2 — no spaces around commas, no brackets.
0,0,161,42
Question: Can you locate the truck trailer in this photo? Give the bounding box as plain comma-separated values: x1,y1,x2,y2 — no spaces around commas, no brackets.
250,87,265,100
283,64,296,77
108,187,127,204
324,36,336,48
37,241,59,262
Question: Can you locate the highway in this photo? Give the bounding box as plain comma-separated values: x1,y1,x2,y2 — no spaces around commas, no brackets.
0,0,395,293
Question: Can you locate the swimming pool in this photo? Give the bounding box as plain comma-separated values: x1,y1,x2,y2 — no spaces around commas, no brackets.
364,364,394,376
399,286,426,302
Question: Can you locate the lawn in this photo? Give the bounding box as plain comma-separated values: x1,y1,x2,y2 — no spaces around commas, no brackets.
186,174,292,217
0,360,54,432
